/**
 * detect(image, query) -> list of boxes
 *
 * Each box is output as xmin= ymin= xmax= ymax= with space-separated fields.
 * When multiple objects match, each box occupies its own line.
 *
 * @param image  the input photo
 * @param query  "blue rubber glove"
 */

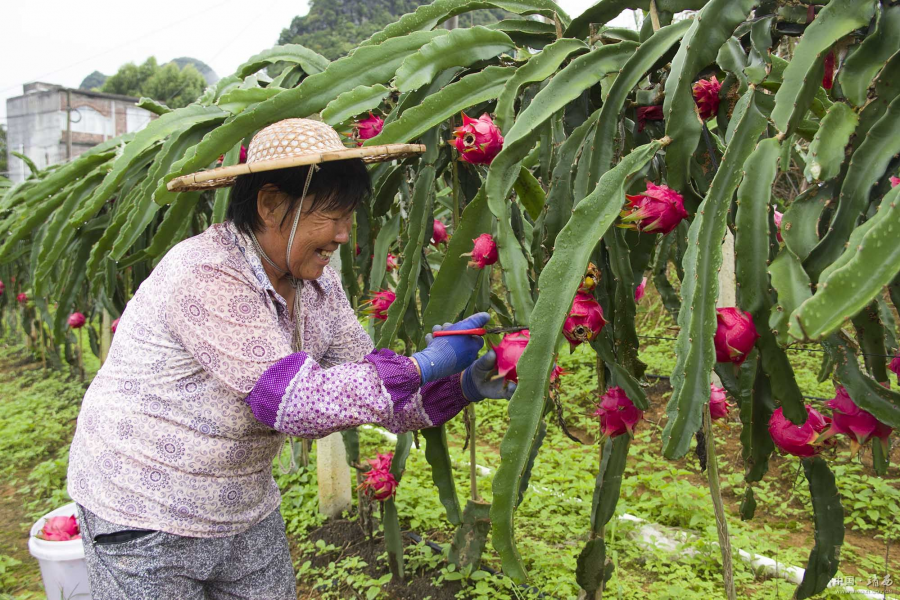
xmin=461 ymin=349 xmax=517 ymax=402
xmin=412 ymin=312 xmax=490 ymax=384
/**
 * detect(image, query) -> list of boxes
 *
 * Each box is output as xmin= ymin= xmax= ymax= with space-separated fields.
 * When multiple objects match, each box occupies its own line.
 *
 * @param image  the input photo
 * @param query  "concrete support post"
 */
xmin=100 ymin=310 xmax=112 ymax=364
xmin=316 ymin=249 xmax=353 ymax=518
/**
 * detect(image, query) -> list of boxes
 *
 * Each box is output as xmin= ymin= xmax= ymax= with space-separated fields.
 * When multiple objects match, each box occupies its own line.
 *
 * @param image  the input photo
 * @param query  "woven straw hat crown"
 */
xmin=166 ymin=117 xmax=424 ymax=192
xmin=246 ymin=119 xmax=346 ymax=164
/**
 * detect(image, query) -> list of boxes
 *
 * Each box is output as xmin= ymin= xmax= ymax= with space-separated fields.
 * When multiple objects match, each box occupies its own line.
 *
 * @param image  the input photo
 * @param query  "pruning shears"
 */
xmin=432 ymin=326 xmax=527 ymax=338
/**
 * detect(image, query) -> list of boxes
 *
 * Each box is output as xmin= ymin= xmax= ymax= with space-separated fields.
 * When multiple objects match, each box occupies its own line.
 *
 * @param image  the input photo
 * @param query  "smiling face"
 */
xmin=255 ymin=186 xmax=352 ymax=282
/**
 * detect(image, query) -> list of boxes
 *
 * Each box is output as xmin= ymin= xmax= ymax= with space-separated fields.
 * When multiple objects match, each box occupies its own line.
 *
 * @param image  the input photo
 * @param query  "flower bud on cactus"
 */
xmin=825 ymin=386 xmax=892 ymax=454
xmin=431 ymin=220 xmax=449 ymax=246
xmin=451 ymin=113 xmax=504 ymax=165
xmin=39 ymin=515 xmax=80 ymax=541
xmin=363 ymin=290 xmax=395 ymax=321
xmin=773 ymin=209 xmax=784 ymax=243
xmin=594 ymin=386 xmax=643 ymax=438
xmin=620 ymin=182 xmax=688 ymax=235
xmin=891 ymin=176 xmax=900 ymax=188
xmin=16 ymin=293 xmax=27 ymax=304
xmin=634 ymin=277 xmax=647 ymax=303
xmin=385 ymin=253 xmax=398 ymax=272
xmin=768 ymin=405 xmax=833 ymax=457
xmin=636 ymin=105 xmax=664 ymax=132
xmin=714 ymin=307 xmax=759 ymax=365
xmin=462 ymin=233 xmax=498 ymax=269
xmin=563 ymin=292 xmax=607 ymax=350
xmin=360 ymin=467 xmax=398 ymax=501
xmin=579 ymin=263 xmax=600 ymax=293
xmin=493 ymin=329 xmax=530 ymax=383
xmin=0 ymin=280 xmax=4 ymax=295
xmin=354 ymin=113 xmax=384 ymax=144
xmin=67 ymin=312 xmax=86 ymax=329
xmin=692 ymin=76 xmax=721 ymax=120
xmin=111 ymin=318 xmax=120 ymax=333
xmin=709 ymin=384 xmax=732 ymax=420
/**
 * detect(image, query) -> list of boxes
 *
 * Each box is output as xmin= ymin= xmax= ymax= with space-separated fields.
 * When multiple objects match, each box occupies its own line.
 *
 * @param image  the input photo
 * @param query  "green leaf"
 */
xmin=216 ymin=87 xmax=284 ymax=116
xmin=491 ymin=140 xmax=662 ymax=582
xmin=662 ymin=89 xmax=767 ymax=459
xmin=494 ymin=38 xmax=587 ymax=133
xmin=795 ymin=457 xmax=844 ymax=600
xmin=576 ymin=538 xmax=606 ymax=594
xmin=769 ymin=250 xmax=813 ymax=345
xmin=233 ymin=44 xmax=330 ymax=79
xmin=136 ymin=97 xmax=171 ymax=116
xmin=421 ymin=426 xmax=462 ymax=525
xmin=781 ymin=183 xmax=833 ymax=261
xmin=10 ymin=152 xmax=38 ymax=176
xmin=513 ymin=167 xmax=545 ymax=221
xmin=321 ymin=84 xmax=391 ymax=126
xmin=369 ymin=213 xmax=401 ymax=294
xmin=838 ymin=4 xmax=900 ymax=107
xmin=394 ymin=27 xmax=514 ymax=93
xmin=772 ymin=0 xmax=876 ymax=135
xmin=804 ymin=102 xmax=858 ymax=183
xmin=564 ymin=0 xmax=707 ymax=39
xmin=791 ymin=185 xmax=900 ymax=341
xmin=590 ymin=435 xmax=630 ymax=533
xmin=449 ymin=500 xmax=491 ymax=570
xmin=805 ymin=92 xmax=900 ymax=281
xmin=362 ymin=0 xmax=570 ymax=47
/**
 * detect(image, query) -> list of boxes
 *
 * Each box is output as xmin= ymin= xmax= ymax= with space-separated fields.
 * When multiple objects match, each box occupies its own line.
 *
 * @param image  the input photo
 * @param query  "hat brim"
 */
xmin=166 ymin=143 xmax=426 ymax=192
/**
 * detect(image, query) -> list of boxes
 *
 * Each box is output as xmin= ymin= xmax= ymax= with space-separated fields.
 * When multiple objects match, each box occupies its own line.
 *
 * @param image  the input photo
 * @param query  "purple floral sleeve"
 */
xmin=246 ymin=349 xmax=470 ymax=437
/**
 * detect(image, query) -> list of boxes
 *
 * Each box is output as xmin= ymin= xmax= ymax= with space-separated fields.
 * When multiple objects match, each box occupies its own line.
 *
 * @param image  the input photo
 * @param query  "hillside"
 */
xmin=278 ymin=0 xmax=511 ymax=60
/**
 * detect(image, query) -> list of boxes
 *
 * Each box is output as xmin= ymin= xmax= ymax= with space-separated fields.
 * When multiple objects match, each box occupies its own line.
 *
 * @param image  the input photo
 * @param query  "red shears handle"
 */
xmin=432 ymin=328 xmax=487 ymax=337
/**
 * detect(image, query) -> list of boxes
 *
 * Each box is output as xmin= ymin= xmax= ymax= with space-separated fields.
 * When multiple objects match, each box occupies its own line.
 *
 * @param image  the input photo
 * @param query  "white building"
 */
xmin=5 ymin=82 xmax=155 ymax=182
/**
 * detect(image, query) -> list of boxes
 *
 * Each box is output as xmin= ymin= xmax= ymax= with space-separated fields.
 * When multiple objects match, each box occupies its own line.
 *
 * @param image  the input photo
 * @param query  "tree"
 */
xmin=100 ymin=57 xmax=206 ymax=108
xmin=79 ymin=70 xmax=107 ymax=91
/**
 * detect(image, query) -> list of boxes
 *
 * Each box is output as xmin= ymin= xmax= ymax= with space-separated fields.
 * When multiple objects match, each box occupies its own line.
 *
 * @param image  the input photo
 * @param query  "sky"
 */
xmin=1 ymin=0 xmax=638 ymax=124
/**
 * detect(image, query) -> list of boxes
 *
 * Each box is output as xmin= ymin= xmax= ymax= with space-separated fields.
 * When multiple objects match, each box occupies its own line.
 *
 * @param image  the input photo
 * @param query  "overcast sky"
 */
xmin=1 ymin=1 xmax=637 ymax=124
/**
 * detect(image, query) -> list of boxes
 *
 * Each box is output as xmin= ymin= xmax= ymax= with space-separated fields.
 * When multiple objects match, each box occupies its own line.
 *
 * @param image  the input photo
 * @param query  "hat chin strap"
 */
xmin=248 ymin=165 xmax=316 ymax=353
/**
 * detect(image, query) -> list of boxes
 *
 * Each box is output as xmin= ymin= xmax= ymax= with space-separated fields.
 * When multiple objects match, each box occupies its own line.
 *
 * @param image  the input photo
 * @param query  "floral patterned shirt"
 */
xmin=67 ymin=222 xmax=468 ymax=537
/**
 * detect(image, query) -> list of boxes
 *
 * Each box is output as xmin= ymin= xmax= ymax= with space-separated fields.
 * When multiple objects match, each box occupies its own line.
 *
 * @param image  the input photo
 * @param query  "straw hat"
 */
xmin=166 ymin=118 xmax=424 ymax=192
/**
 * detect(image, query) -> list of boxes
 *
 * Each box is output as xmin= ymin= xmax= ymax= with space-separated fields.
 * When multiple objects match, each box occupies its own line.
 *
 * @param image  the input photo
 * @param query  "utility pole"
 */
xmin=446 ymin=15 xmax=458 ymax=29
xmin=66 ymin=89 xmax=72 ymax=161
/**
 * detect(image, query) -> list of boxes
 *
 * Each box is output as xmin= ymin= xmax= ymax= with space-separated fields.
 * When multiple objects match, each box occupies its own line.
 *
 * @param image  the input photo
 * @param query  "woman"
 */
xmin=67 ymin=119 xmax=513 ymax=598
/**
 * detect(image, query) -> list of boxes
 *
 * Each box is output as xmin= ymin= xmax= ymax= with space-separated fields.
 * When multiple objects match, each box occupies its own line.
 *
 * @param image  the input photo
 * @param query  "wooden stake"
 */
xmin=649 ymin=0 xmax=661 ymax=31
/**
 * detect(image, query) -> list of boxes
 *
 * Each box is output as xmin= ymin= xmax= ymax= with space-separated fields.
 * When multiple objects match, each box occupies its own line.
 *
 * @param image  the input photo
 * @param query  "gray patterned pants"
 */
xmin=77 ymin=505 xmax=296 ymax=599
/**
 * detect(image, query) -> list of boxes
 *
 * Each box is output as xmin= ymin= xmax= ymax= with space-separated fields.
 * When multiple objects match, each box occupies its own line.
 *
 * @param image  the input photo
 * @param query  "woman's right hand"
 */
xmin=411 ymin=312 xmax=490 ymax=384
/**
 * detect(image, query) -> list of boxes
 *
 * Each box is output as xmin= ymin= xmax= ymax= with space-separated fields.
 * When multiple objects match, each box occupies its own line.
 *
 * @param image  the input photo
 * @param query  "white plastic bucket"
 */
xmin=28 ymin=502 xmax=92 ymax=600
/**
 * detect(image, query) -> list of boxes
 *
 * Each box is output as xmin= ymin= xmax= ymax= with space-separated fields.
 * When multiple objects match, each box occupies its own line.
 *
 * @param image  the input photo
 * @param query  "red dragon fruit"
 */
xmin=431 ymin=220 xmax=449 ymax=246
xmin=363 ymin=290 xmax=396 ymax=321
xmin=354 ymin=113 xmax=384 ymax=144
xmin=709 ymin=384 xmax=732 ymax=420
xmin=39 ymin=515 xmax=80 ymax=541
xmin=360 ymin=467 xmax=398 ymax=501
xmin=692 ymin=76 xmax=722 ymax=120
xmin=16 ymin=293 xmax=27 ymax=304
xmin=636 ymin=105 xmax=664 ymax=132
xmin=451 ymin=113 xmax=504 ymax=165
xmin=367 ymin=452 xmax=394 ymax=472
xmin=563 ymin=292 xmax=607 ymax=350
xmin=594 ymin=386 xmax=643 ymax=438
xmin=463 ymin=233 xmax=498 ymax=269
xmin=621 ymin=182 xmax=688 ymax=235
xmin=493 ymin=330 xmax=530 ymax=384
xmin=67 ymin=312 xmax=86 ymax=329
xmin=822 ymin=51 xmax=835 ymax=90
xmin=825 ymin=386 xmax=892 ymax=454
xmin=891 ymin=176 xmax=900 ymax=188
xmin=111 ymin=318 xmax=120 ymax=333
xmin=769 ymin=405 xmax=833 ymax=457
xmin=714 ymin=307 xmax=759 ymax=365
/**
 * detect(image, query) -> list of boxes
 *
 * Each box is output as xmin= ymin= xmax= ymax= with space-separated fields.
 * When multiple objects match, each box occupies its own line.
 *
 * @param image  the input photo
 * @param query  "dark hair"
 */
xmin=227 ymin=158 xmax=372 ymax=235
